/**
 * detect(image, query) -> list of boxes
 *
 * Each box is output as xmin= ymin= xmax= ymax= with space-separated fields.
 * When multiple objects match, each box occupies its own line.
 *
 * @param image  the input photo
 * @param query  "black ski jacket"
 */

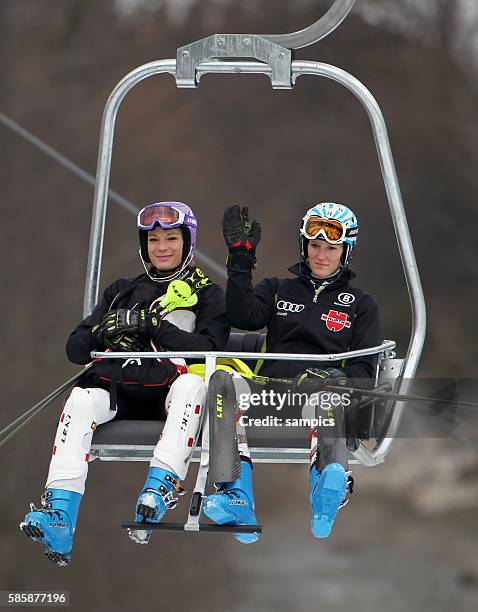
xmin=226 ymin=263 xmax=383 ymax=380
xmin=67 ymin=268 xmax=230 ymax=371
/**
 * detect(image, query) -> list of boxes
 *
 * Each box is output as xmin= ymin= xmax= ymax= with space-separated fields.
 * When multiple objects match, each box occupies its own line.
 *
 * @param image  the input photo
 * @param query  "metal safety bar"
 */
xmin=91 ymin=341 xmax=397 ymax=468
xmin=90 ymin=342 xmax=395 ymax=364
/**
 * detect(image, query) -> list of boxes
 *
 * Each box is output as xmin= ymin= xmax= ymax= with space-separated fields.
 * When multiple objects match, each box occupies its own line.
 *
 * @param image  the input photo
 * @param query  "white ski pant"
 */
xmin=46 ymin=373 xmax=206 ymax=495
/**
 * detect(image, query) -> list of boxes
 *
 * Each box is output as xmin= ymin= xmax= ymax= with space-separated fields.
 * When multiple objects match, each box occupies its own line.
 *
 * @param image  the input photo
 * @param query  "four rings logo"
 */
xmin=277 ymin=300 xmax=305 ymax=313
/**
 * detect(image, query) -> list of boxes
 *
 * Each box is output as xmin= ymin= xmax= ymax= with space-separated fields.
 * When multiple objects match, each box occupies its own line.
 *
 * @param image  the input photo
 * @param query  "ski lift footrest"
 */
xmin=122 ymin=521 xmax=263 ymax=533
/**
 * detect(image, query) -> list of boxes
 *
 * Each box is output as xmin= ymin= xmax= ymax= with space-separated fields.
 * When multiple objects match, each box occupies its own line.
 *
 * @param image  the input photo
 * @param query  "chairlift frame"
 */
xmin=84 ymin=0 xmax=426 ymax=530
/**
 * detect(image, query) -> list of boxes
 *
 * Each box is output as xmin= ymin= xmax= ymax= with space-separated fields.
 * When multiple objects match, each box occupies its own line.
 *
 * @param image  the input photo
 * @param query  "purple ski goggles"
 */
xmin=137 ymin=204 xmax=197 ymax=231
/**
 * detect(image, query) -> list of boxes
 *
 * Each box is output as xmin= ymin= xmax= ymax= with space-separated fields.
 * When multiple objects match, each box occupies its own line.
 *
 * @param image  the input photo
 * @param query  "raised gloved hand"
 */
xmin=296 ymin=367 xmax=348 ymax=390
xmin=222 ymin=205 xmax=261 ymax=269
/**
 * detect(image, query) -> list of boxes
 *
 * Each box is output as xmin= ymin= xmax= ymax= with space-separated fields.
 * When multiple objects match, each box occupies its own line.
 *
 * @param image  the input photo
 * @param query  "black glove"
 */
xmin=182 ymin=267 xmax=212 ymax=294
xmin=102 ymin=309 xmax=149 ymax=341
xmin=104 ymin=333 xmax=147 ymax=352
xmin=91 ymin=323 xmax=106 ymax=349
xmin=296 ymin=367 xmax=348 ymax=390
xmin=222 ymin=205 xmax=261 ymax=269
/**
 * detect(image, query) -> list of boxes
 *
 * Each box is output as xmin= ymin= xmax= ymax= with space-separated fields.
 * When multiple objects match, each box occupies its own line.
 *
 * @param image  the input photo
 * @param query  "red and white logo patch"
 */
xmin=321 ymin=310 xmax=351 ymax=332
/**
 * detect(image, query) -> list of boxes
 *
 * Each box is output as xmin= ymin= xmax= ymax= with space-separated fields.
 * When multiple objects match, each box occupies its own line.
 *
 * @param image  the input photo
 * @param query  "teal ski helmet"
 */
xmin=300 ymin=202 xmax=358 ymax=268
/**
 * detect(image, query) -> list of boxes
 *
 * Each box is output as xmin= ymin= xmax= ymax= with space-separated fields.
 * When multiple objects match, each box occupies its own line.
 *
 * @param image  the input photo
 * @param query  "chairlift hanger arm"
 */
xmin=262 ymin=0 xmax=356 ymax=49
xmin=176 ymin=0 xmax=356 ymax=88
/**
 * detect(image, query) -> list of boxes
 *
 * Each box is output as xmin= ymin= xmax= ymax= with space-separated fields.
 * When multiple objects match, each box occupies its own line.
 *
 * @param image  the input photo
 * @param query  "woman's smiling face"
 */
xmin=147 ymin=227 xmax=184 ymax=272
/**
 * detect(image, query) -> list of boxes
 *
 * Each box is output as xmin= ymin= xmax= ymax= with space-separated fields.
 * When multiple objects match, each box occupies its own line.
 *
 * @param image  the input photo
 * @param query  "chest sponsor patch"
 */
xmin=276 ymin=300 xmax=305 ymax=313
xmin=321 ymin=309 xmax=351 ymax=332
xmin=335 ymin=292 xmax=356 ymax=307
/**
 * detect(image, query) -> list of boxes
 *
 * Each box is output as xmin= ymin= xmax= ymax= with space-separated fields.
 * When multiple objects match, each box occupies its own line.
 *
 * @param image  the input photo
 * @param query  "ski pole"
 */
xmin=0 ymin=365 xmax=92 ymax=449
xmin=324 ymin=384 xmax=478 ymax=411
xmin=245 ymin=373 xmax=478 ymax=412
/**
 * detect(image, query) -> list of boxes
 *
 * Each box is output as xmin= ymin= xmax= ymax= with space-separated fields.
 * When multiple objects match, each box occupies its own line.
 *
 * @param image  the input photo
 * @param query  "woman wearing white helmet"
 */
xmin=20 ymin=202 xmax=230 ymax=565
xmin=204 ymin=202 xmax=382 ymax=542
xmin=299 ymin=202 xmax=358 ymax=273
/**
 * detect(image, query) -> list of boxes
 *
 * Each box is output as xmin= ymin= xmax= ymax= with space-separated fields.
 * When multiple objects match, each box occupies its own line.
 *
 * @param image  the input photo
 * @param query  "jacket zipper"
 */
xmin=312 ymin=282 xmax=328 ymax=303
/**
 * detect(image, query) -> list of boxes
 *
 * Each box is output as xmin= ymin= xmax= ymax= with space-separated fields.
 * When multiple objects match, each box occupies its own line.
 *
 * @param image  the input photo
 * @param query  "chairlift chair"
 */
xmin=84 ymin=0 xmax=426 ymax=531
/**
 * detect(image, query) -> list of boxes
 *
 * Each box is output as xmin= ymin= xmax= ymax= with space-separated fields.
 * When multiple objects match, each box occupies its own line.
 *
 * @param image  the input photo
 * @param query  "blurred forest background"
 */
xmin=1 ymin=1 xmax=478 ymax=611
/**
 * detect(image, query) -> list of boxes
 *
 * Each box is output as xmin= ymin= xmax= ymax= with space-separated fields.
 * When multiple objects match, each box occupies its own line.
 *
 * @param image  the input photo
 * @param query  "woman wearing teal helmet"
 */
xmin=204 ymin=202 xmax=382 ymax=542
xmin=299 ymin=202 xmax=359 ymax=273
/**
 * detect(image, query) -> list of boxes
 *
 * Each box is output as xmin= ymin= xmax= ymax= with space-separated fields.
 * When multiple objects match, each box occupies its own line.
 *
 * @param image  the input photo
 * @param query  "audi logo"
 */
xmin=277 ymin=300 xmax=305 ymax=312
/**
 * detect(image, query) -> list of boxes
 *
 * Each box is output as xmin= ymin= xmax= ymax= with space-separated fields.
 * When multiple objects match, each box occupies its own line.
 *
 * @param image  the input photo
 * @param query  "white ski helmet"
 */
xmin=300 ymin=202 xmax=358 ymax=268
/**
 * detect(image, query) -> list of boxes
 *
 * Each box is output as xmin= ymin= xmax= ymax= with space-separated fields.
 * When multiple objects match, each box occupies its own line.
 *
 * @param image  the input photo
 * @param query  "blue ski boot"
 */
xmin=203 ymin=461 xmax=259 ymax=544
xmin=127 ymin=467 xmax=184 ymax=544
xmin=20 ymin=489 xmax=82 ymax=566
xmin=310 ymin=463 xmax=350 ymax=538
